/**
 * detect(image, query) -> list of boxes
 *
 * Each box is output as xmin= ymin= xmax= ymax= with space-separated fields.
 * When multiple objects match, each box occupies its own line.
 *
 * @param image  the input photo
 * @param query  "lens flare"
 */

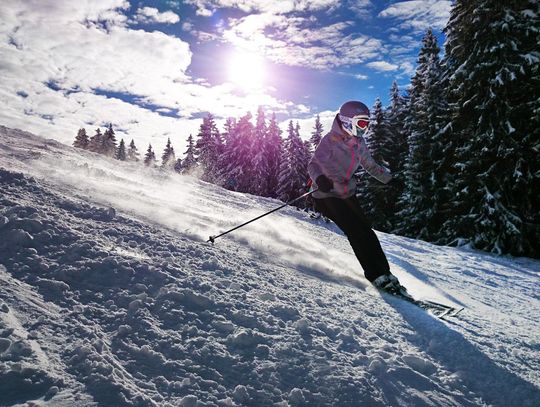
xmin=227 ymin=51 xmax=265 ymax=90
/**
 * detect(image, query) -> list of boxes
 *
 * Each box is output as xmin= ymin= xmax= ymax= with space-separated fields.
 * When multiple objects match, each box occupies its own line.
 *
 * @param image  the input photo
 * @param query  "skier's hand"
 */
xmin=316 ymin=174 xmax=333 ymax=193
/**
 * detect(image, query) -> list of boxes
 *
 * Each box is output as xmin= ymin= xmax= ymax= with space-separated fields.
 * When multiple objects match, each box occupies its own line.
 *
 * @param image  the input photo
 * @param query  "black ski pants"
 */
xmin=314 ymin=195 xmax=390 ymax=282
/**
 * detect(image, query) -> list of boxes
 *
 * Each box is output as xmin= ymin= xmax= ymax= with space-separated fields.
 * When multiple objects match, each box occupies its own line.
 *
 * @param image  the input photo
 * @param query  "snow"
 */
xmin=0 ymin=124 xmax=539 ymax=406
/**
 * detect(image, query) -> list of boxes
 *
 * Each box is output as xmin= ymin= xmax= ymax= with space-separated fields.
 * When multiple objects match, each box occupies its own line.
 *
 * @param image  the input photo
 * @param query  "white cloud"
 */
xmin=184 ymin=0 xmax=340 ymax=16
xmin=223 ymin=13 xmax=384 ymax=69
xmin=355 ymin=74 xmax=369 ymax=80
xmin=0 ymin=0 xmax=291 ymax=151
xmin=280 ymin=109 xmax=336 ymax=141
xmin=365 ymin=61 xmax=399 ymax=71
xmin=379 ymin=0 xmax=451 ymax=31
xmin=133 ymin=7 xmax=180 ymax=24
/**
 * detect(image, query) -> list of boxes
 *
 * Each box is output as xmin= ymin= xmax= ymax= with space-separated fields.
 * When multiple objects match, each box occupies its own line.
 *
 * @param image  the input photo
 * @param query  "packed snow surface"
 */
xmin=0 ymin=125 xmax=539 ymax=406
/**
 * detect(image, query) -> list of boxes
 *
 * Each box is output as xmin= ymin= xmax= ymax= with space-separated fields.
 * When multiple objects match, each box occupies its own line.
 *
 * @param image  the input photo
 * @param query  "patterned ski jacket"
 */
xmin=308 ymin=114 xmax=392 ymax=199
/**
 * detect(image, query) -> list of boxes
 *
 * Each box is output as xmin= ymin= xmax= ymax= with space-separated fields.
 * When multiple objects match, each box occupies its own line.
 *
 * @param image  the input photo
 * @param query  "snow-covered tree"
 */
xmin=73 ymin=128 xmax=89 ymax=149
xmin=127 ymin=139 xmax=140 ymax=162
xmin=277 ymin=121 xmax=309 ymax=204
xmin=310 ymin=114 xmax=324 ymax=150
xmin=181 ymin=134 xmax=197 ymax=174
xmin=397 ymin=28 xmax=445 ymax=240
xmin=264 ymin=113 xmax=283 ymax=198
xmin=252 ymin=106 xmax=268 ymax=196
xmin=161 ymin=138 xmax=176 ymax=169
xmin=195 ymin=114 xmax=223 ymax=182
xmin=144 ymin=144 xmax=157 ymax=167
xmin=356 ymin=98 xmax=394 ymax=231
xmin=220 ymin=113 xmax=254 ymax=193
xmin=385 ymin=81 xmax=409 ymax=230
xmin=88 ymin=128 xmax=103 ymax=153
xmin=440 ymin=0 xmax=540 ymax=256
xmin=101 ymin=123 xmax=117 ymax=158
xmin=116 ymin=139 xmax=127 ymax=161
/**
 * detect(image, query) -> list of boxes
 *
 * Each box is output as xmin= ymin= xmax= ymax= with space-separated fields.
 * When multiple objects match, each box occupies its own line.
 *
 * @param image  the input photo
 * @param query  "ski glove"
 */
xmin=316 ymin=174 xmax=333 ymax=193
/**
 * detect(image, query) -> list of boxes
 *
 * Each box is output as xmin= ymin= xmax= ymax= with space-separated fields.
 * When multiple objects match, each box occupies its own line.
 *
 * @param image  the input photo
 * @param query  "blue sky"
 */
xmin=0 ymin=0 xmax=451 ymax=151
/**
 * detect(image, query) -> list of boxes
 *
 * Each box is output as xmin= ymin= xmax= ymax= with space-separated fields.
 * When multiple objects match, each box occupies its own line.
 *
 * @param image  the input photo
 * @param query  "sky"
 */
xmin=0 ymin=0 xmax=451 ymax=153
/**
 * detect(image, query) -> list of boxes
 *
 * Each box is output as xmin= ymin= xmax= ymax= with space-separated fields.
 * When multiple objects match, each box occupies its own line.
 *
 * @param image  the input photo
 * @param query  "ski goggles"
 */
xmin=339 ymin=114 xmax=371 ymax=136
xmin=353 ymin=116 xmax=370 ymax=130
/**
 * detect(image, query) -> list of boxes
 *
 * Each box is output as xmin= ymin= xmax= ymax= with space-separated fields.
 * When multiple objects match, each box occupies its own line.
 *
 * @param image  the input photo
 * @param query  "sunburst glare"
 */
xmin=227 ymin=51 xmax=266 ymax=91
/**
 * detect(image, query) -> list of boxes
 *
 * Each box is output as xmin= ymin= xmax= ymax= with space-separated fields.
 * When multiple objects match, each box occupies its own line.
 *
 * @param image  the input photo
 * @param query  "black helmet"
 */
xmin=338 ymin=100 xmax=370 ymax=137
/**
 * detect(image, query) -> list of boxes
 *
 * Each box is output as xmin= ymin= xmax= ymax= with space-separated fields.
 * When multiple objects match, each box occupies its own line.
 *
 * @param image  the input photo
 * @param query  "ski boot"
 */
xmin=372 ymin=274 xmax=409 ymax=297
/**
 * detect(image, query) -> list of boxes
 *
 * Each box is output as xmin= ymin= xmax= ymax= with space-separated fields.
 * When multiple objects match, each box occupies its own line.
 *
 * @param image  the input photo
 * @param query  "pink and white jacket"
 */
xmin=308 ymin=114 xmax=392 ymax=199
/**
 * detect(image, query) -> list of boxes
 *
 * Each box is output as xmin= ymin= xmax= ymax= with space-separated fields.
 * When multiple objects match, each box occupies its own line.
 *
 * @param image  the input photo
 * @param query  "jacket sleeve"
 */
xmin=308 ymin=136 xmax=332 ymax=183
xmin=358 ymin=136 xmax=392 ymax=184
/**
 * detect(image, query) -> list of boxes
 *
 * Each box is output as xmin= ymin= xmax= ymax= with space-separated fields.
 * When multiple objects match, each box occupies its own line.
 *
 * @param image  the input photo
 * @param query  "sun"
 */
xmin=227 ymin=51 xmax=266 ymax=91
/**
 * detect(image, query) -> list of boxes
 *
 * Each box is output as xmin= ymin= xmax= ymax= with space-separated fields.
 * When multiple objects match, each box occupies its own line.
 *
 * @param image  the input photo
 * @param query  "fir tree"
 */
xmin=101 ymin=123 xmax=117 ymax=157
xmin=88 ymin=128 xmax=103 ymax=153
xmin=116 ymin=138 xmax=127 ymax=161
xmin=277 ymin=121 xmax=309 ymax=205
xmin=161 ymin=138 xmax=176 ymax=169
xmin=386 ymin=81 xmax=409 ymax=230
xmin=264 ymin=113 xmax=283 ymax=198
xmin=73 ymin=128 xmax=89 ymax=149
xmin=440 ymin=0 xmax=540 ymax=256
xmin=144 ymin=144 xmax=157 ymax=167
xmin=127 ymin=139 xmax=140 ymax=162
xmin=310 ymin=114 xmax=324 ymax=150
xmin=397 ymin=28 xmax=444 ymax=240
xmin=182 ymin=134 xmax=197 ymax=174
xmin=252 ymin=106 xmax=269 ymax=196
xmin=220 ymin=113 xmax=254 ymax=193
xmin=195 ymin=114 xmax=223 ymax=183
xmin=356 ymin=98 xmax=394 ymax=231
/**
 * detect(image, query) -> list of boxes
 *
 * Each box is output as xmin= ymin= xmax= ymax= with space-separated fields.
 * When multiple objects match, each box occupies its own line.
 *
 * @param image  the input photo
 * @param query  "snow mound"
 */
xmin=0 ymin=126 xmax=539 ymax=406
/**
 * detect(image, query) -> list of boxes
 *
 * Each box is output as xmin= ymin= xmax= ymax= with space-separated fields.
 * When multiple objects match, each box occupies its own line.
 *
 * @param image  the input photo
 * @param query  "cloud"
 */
xmin=365 ymin=61 xmax=399 ymax=71
xmin=379 ymin=0 xmax=451 ymax=31
xmin=132 ymin=7 xmax=180 ymax=24
xmin=0 ymin=0 xmax=291 ymax=150
xmin=184 ymin=0 xmax=340 ymax=16
xmin=223 ymin=13 xmax=384 ymax=70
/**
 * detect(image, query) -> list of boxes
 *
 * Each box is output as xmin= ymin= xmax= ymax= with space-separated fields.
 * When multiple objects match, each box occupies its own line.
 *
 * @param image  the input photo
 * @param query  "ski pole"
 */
xmin=208 ymin=188 xmax=317 ymax=244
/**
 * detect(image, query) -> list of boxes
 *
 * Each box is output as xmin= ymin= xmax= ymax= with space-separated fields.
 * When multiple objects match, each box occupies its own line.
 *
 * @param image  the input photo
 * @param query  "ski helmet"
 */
xmin=338 ymin=100 xmax=370 ymax=137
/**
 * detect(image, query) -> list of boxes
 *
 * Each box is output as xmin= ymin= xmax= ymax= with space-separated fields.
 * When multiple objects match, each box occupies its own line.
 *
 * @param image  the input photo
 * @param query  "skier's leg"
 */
xmin=314 ymin=196 xmax=390 ymax=282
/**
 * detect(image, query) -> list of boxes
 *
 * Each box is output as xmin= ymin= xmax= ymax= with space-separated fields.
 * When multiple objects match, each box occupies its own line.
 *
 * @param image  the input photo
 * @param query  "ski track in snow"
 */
xmin=0 ymin=125 xmax=539 ymax=406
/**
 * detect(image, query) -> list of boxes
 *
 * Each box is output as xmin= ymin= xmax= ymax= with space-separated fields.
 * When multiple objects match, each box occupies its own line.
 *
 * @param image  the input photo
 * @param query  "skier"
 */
xmin=308 ymin=100 xmax=405 ymax=294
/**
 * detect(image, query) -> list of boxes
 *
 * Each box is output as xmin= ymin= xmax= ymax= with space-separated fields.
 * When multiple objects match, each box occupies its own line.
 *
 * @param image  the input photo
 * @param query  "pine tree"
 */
xmin=127 ymin=139 xmax=140 ymax=162
xmin=220 ymin=113 xmax=254 ymax=193
xmin=101 ymin=123 xmax=117 ymax=157
xmin=88 ymin=128 xmax=103 ymax=153
xmin=252 ymin=106 xmax=270 ymax=196
xmin=161 ymin=138 xmax=176 ymax=169
xmin=277 ymin=121 xmax=309 ymax=205
xmin=182 ymin=134 xmax=197 ymax=174
xmin=144 ymin=144 xmax=156 ymax=167
xmin=116 ymin=138 xmax=127 ymax=161
xmin=73 ymin=128 xmax=89 ymax=149
xmin=195 ymin=114 xmax=223 ymax=183
xmin=440 ymin=0 xmax=540 ymax=256
xmin=397 ymin=28 xmax=444 ymax=240
xmin=310 ymin=114 xmax=324 ymax=150
xmin=264 ymin=113 xmax=283 ymax=198
xmin=356 ymin=98 xmax=394 ymax=231
xmin=386 ymin=82 xmax=409 ymax=230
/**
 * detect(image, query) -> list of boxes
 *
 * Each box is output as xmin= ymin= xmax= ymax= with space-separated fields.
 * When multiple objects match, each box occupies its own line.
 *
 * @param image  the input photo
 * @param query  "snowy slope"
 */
xmin=0 ymin=125 xmax=539 ymax=407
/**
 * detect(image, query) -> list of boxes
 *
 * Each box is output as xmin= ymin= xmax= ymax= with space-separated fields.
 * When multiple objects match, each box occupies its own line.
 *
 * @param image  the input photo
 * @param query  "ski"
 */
xmin=384 ymin=290 xmax=464 ymax=319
